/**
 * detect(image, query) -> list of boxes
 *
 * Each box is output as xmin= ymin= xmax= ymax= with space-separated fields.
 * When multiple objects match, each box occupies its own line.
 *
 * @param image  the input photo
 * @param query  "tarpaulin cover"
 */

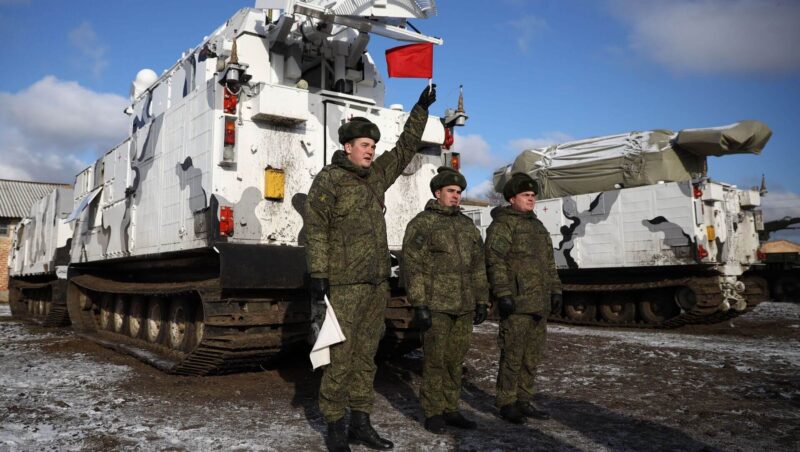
xmin=676 ymin=120 xmax=772 ymax=157
xmin=493 ymin=121 xmax=771 ymax=200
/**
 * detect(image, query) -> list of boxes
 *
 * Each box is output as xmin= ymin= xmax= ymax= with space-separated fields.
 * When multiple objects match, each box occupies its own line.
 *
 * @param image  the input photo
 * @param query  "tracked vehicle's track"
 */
xmin=380 ymin=296 xmax=422 ymax=358
xmin=8 ymin=279 xmax=70 ymax=327
xmin=549 ymin=275 xmax=768 ymax=329
xmin=67 ymin=275 xmax=310 ymax=375
xmin=66 ymin=274 xmax=423 ymax=373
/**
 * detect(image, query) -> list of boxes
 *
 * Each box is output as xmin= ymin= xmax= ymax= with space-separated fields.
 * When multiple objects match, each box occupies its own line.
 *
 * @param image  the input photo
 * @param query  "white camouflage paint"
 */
xmin=67 ymin=3 xmax=452 ymax=264
xmin=9 ymin=188 xmax=74 ymax=278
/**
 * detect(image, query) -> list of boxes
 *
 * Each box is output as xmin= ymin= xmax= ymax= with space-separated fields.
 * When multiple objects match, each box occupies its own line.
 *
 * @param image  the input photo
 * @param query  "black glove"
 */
xmin=497 ymin=296 xmax=515 ymax=320
xmin=309 ymin=298 xmax=326 ymax=344
xmin=417 ymin=84 xmax=437 ymax=109
xmin=550 ymin=293 xmax=563 ymax=314
xmin=413 ymin=306 xmax=432 ymax=332
xmin=307 ymin=278 xmax=329 ymax=344
xmin=473 ymin=304 xmax=488 ymax=325
xmin=309 ymin=277 xmax=329 ymax=301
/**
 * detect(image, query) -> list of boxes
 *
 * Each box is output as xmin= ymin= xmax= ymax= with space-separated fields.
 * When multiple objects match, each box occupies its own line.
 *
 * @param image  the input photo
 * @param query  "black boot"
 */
xmin=516 ymin=401 xmax=551 ymax=420
xmin=349 ymin=411 xmax=394 ymax=450
xmin=443 ymin=411 xmax=477 ymax=429
xmin=499 ymin=404 xmax=526 ymax=424
xmin=424 ymin=414 xmax=447 ymax=434
xmin=327 ymin=418 xmax=351 ymax=452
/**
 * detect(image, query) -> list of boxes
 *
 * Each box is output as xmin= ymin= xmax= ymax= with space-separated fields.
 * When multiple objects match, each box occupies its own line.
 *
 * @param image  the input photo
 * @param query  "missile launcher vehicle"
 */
xmin=468 ymin=121 xmax=772 ymax=327
xmin=51 ymin=0 xmax=465 ymax=374
xmin=8 ymin=187 xmax=74 ymax=326
xmin=751 ymin=216 xmax=800 ymax=303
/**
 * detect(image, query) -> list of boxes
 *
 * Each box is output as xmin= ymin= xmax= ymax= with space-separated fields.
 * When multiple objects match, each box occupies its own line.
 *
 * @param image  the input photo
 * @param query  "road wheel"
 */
xmin=127 ymin=296 xmax=145 ymax=339
xmin=599 ymin=293 xmax=636 ymax=323
xmin=564 ymin=293 xmax=597 ymax=322
xmin=112 ymin=295 xmax=127 ymax=333
xmin=742 ymin=275 xmax=769 ymax=306
xmin=98 ymin=294 xmax=114 ymax=330
xmin=167 ymin=297 xmax=193 ymax=351
xmin=675 ymin=286 xmax=697 ymax=311
xmin=145 ymin=297 xmax=165 ymax=344
xmin=639 ymin=290 xmax=679 ymax=324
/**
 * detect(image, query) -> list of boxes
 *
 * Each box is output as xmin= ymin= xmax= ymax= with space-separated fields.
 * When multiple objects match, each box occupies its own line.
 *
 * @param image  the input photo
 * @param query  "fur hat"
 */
xmin=430 ymin=166 xmax=467 ymax=194
xmin=503 ymin=172 xmax=539 ymax=201
xmin=338 ymin=117 xmax=380 ymax=144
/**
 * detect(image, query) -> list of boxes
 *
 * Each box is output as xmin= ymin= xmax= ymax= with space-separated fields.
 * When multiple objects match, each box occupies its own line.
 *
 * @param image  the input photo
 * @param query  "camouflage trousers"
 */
xmin=496 ymin=313 xmax=547 ymax=407
xmin=319 ymin=282 xmax=388 ymax=423
xmin=420 ymin=312 xmax=472 ymax=417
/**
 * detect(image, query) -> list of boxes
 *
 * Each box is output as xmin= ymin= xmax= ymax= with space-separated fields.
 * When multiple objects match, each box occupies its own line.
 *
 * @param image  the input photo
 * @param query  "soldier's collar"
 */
xmin=425 ymin=199 xmax=461 ymax=215
xmin=502 ymin=205 xmax=535 ymax=218
xmin=331 ymin=150 xmax=371 ymax=177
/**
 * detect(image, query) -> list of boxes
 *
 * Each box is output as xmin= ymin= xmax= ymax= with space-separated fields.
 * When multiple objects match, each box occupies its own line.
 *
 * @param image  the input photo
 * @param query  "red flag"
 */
xmin=385 ymin=43 xmax=433 ymax=78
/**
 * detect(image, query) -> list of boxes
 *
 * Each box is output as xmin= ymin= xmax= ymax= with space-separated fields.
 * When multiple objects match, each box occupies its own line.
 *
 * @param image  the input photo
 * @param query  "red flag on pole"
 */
xmin=385 ymin=43 xmax=433 ymax=78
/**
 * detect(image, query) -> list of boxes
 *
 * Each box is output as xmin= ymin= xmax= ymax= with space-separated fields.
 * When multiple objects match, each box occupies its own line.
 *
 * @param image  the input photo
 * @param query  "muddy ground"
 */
xmin=1 ymin=302 xmax=799 ymax=451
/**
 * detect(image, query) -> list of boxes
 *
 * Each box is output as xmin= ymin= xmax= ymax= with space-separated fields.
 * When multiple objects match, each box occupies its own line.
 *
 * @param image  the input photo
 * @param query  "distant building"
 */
xmin=461 ymin=198 xmax=493 ymax=241
xmin=0 ymin=179 xmax=72 ymax=301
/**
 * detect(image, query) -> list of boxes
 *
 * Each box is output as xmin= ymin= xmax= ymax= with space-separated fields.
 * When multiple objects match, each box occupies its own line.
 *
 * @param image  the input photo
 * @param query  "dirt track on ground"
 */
xmin=1 ymin=302 xmax=799 ymax=451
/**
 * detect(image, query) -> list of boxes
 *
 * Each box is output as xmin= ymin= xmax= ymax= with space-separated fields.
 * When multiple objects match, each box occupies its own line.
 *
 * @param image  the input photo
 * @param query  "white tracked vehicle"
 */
xmin=468 ymin=121 xmax=771 ymax=327
xmin=61 ymin=0 xmax=467 ymax=374
xmin=8 ymin=188 xmax=74 ymax=326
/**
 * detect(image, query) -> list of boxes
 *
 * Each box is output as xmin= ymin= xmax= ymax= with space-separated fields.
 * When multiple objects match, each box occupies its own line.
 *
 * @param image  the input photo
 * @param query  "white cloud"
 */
xmin=611 ymin=0 xmax=800 ymax=74
xmin=68 ymin=22 xmax=108 ymax=78
xmin=507 ymin=15 xmax=548 ymax=54
xmin=452 ymin=133 xmax=500 ymax=170
xmin=0 ymin=76 xmax=128 ymax=183
xmin=464 ymin=179 xmax=495 ymax=200
xmin=508 ymin=131 xmax=573 ymax=153
xmin=0 ymin=161 xmax=31 ymax=180
xmin=761 ymin=190 xmax=800 ymax=222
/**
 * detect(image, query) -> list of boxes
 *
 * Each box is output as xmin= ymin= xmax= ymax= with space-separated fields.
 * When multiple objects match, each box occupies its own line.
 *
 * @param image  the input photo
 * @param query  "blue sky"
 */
xmin=0 ymin=0 xmax=798 ymax=238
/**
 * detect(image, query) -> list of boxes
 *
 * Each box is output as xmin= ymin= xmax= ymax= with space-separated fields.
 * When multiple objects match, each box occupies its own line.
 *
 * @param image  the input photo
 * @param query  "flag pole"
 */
xmin=428 ymin=78 xmax=432 ymax=94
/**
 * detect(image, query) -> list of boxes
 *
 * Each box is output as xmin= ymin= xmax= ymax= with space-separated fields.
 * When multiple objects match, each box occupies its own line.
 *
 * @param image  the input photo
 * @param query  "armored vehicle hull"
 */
xmin=8 ymin=188 xmax=73 ymax=327
xmin=65 ymin=246 xmax=309 ymax=375
xmin=64 ymin=245 xmax=419 ymax=375
xmin=472 ymin=126 xmax=772 ymax=327
xmin=539 ymin=179 xmax=768 ymax=327
xmin=13 ymin=1 xmax=456 ymax=374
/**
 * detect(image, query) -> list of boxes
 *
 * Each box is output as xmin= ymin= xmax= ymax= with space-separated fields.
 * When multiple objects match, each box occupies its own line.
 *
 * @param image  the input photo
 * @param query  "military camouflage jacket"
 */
xmin=304 ymin=104 xmax=428 ymax=285
xmin=485 ymin=206 xmax=562 ymax=314
xmin=402 ymin=200 xmax=489 ymax=315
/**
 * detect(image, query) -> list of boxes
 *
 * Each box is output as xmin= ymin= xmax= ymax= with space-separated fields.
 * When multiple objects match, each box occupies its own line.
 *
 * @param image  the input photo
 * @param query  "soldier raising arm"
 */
xmin=304 ymin=85 xmax=436 ymax=452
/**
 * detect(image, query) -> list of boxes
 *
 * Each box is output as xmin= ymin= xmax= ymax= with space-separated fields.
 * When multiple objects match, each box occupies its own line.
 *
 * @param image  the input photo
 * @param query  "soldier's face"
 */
xmin=510 ymin=191 xmax=536 ymax=212
xmin=435 ymin=185 xmax=462 ymax=207
xmin=344 ymin=138 xmax=377 ymax=168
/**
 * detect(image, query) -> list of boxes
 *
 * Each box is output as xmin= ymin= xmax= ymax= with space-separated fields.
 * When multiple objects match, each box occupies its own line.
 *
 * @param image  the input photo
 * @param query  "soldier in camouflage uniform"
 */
xmin=485 ymin=172 xmax=563 ymax=424
xmin=402 ymin=167 xmax=490 ymax=434
xmin=304 ymin=85 xmax=436 ymax=452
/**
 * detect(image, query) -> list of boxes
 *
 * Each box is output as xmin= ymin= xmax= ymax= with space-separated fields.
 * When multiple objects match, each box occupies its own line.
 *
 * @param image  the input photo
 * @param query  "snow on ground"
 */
xmin=551 ymin=302 xmax=800 ymax=368
xmin=0 ymin=304 xmax=323 ymax=451
xmin=0 ymin=312 xmax=129 ymax=450
xmin=1 ymin=302 xmax=799 ymax=451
